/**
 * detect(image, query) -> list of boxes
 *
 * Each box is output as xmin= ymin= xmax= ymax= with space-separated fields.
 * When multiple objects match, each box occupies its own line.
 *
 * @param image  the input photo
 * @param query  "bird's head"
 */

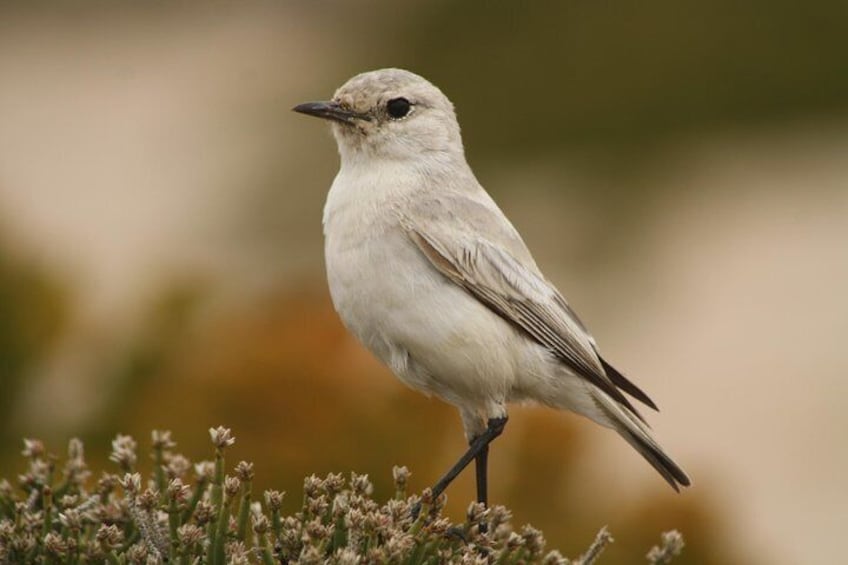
xmin=293 ymin=68 xmax=464 ymax=165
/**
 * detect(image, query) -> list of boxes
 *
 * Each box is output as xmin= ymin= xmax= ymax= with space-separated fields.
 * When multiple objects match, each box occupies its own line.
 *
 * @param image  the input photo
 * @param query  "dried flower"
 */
xmin=67 ymin=437 xmax=84 ymax=461
xmin=303 ymin=474 xmax=322 ymax=500
xmin=63 ymin=438 xmax=91 ymax=485
xmin=119 ymin=473 xmax=142 ymax=496
xmin=224 ymin=476 xmax=241 ymax=499
xmin=209 ymin=426 xmax=235 ymax=449
xmin=97 ymin=472 xmax=119 ymax=496
xmin=419 ymin=487 xmax=434 ymax=506
xmin=384 ymin=532 xmax=414 ymax=559
xmin=193 ymin=501 xmax=215 ymax=525
xmin=20 ymin=459 xmax=51 ymax=486
xmin=264 ymin=489 xmax=284 ymax=511
xmin=109 ymin=435 xmax=138 ymax=471
xmin=392 ymin=466 xmax=410 ymax=489
xmin=165 ymin=453 xmax=191 ymax=479
xmin=350 ymin=473 xmax=373 ymax=496
xmin=43 ymin=532 xmax=67 ymax=556
xmin=252 ymin=513 xmax=269 ymax=534
xmin=302 ymin=495 xmax=327 ymax=521
xmin=466 ymin=501 xmax=488 ymax=525
xmin=226 ymin=540 xmax=250 ymax=564
xmin=137 ymin=488 xmax=159 ymax=512
xmin=167 ymin=478 xmax=190 ymax=504
xmin=332 ymin=492 xmax=350 ymax=517
xmin=304 ymin=517 xmax=331 ymax=542
xmin=21 ymin=439 xmax=45 ymax=459
xmin=151 ymin=430 xmax=176 ymax=450
xmin=647 ymin=530 xmax=685 ymax=564
xmin=96 ymin=524 xmax=124 ymax=548
xmin=125 ymin=542 xmax=149 ymax=562
xmin=522 ymin=524 xmax=546 ymax=558
xmin=542 ymin=550 xmax=569 ymax=565
xmin=177 ymin=523 xmax=204 ymax=546
xmin=300 ymin=545 xmax=323 ymax=565
xmin=234 ymin=461 xmax=254 ymax=482
xmin=11 ymin=533 xmax=36 ymax=554
xmin=323 ymin=472 xmax=345 ymax=496
xmin=336 ymin=547 xmax=362 ymax=565
xmin=194 ymin=460 xmax=215 ymax=481
xmin=575 ymin=525 xmax=613 ymax=565
xmin=58 ymin=508 xmax=84 ymax=531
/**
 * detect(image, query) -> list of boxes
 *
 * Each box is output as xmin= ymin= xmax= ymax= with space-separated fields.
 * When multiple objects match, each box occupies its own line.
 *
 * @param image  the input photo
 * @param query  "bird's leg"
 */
xmin=430 ymin=416 xmax=508 ymax=502
xmin=473 ymin=441 xmax=492 ymax=535
xmin=475 ymin=442 xmax=490 ymax=506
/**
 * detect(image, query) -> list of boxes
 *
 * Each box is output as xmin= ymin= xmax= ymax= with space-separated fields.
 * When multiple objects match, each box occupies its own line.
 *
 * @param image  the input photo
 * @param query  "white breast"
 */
xmin=322 ymin=162 xmax=526 ymax=408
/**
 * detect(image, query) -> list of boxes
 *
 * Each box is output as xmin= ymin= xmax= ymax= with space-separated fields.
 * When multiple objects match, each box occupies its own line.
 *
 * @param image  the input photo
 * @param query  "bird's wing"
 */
xmin=402 ymin=193 xmax=655 ymax=419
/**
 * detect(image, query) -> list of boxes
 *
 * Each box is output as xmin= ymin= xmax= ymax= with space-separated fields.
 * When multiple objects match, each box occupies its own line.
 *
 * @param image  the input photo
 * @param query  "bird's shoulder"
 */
xmin=400 ymin=188 xmax=538 ymax=269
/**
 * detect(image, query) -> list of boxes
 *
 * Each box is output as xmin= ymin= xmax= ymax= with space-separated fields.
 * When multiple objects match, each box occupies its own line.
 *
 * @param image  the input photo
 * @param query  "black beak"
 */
xmin=292 ymin=101 xmax=369 ymax=125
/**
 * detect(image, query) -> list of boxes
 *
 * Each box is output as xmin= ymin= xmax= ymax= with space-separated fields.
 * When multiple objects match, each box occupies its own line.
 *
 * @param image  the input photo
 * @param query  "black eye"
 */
xmin=386 ymin=97 xmax=411 ymax=119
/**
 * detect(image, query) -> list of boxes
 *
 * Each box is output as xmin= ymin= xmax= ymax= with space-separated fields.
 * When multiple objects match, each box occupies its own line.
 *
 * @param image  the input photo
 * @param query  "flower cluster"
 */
xmin=0 ymin=428 xmax=683 ymax=564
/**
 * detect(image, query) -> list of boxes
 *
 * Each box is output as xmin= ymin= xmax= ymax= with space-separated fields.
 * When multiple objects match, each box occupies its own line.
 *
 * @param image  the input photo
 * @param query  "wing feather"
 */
xmin=408 ymin=225 xmax=651 ymax=422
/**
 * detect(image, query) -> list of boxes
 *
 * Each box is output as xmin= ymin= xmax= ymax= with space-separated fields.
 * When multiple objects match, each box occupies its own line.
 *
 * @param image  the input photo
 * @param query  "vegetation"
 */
xmin=0 ymin=428 xmax=684 ymax=564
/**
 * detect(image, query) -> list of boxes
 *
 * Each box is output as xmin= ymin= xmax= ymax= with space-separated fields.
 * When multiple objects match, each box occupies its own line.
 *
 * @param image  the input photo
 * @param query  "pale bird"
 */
xmin=293 ymin=68 xmax=690 ymax=505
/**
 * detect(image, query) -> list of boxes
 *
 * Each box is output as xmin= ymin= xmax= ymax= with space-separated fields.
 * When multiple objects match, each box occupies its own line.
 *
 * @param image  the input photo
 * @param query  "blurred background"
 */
xmin=1 ymin=1 xmax=846 ymax=563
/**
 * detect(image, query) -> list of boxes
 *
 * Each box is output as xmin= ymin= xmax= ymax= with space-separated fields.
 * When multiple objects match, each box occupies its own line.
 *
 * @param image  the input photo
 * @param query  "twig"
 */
xmin=574 ymin=526 xmax=613 ymax=565
xmin=646 ymin=530 xmax=685 ymax=564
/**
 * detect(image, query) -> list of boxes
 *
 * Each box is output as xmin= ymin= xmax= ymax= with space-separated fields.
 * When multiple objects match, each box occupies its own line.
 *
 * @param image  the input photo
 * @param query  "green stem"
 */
xmin=153 ymin=447 xmax=165 ymax=499
xmin=408 ymin=501 xmax=431 ymax=538
xmin=41 ymin=487 xmax=53 ymax=538
xmin=331 ymin=514 xmax=347 ymax=552
xmin=271 ymin=507 xmax=282 ymax=543
xmin=236 ymin=480 xmax=252 ymax=541
xmin=213 ymin=493 xmax=232 ymax=565
xmin=405 ymin=543 xmax=424 ymax=565
xmin=168 ymin=496 xmax=180 ymax=562
xmin=206 ymin=449 xmax=225 ymax=565
xmin=69 ymin=529 xmax=81 ymax=565
xmin=182 ymin=477 xmax=207 ymax=523
xmin=258 ymin=532 xmax=275 ymax=565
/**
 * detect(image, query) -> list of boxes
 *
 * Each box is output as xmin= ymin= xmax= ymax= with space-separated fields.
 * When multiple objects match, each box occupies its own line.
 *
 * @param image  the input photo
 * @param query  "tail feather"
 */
xmin=617 ymin=424 xmax=691 ymax=491
xmin=599 ymin=356 xmax=659 ymax=411
xmin=592 ymin=390 xmax=691 ymax=491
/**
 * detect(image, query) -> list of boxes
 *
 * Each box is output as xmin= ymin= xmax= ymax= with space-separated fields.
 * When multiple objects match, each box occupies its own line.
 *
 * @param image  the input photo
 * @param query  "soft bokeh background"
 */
xmin=1 ymin=2 xmax=846 ymax=563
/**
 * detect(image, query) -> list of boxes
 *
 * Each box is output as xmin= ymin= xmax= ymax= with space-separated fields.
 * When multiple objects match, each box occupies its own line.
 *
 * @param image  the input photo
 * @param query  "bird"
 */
xmin=293 ymin=68 xmax=690 ymax=506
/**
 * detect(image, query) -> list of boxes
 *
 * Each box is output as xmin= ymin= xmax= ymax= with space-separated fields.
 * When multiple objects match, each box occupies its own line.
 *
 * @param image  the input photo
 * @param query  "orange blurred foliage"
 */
xmin=116 ymin=286 xmax=739 ymax=564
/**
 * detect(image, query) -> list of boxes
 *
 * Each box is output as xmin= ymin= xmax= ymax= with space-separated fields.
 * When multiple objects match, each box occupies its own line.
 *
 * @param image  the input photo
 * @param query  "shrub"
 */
xmin=0 ymin=428 xmax=683 ymax=564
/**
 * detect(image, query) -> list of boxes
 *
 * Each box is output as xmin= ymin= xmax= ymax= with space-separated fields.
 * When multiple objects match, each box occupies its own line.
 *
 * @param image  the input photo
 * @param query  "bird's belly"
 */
xmin=325 ymin=230 xmax=521 ymax=406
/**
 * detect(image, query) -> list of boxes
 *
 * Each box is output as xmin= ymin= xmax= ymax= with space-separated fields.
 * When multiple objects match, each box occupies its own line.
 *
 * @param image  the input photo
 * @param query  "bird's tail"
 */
xmin=592 ymin=390 xmax=691 ymax=491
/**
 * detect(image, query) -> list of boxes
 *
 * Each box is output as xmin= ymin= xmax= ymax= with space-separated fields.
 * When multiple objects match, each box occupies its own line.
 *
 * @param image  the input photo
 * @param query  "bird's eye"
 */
xmin=386 ymin=97 xmax=412 ymax=119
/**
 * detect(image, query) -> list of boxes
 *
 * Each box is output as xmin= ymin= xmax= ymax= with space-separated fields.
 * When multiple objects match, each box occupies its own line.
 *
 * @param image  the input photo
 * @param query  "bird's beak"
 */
xmin=292 ymin=101 xmax=369 ymax=125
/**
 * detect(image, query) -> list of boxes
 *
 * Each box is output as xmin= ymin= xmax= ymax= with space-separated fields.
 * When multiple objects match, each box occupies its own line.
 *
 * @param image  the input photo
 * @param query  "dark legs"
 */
xmin=430 ymin=416 xmax=508 ymax=503
xmin=475 ymin=443 xmax=490 ymax=506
